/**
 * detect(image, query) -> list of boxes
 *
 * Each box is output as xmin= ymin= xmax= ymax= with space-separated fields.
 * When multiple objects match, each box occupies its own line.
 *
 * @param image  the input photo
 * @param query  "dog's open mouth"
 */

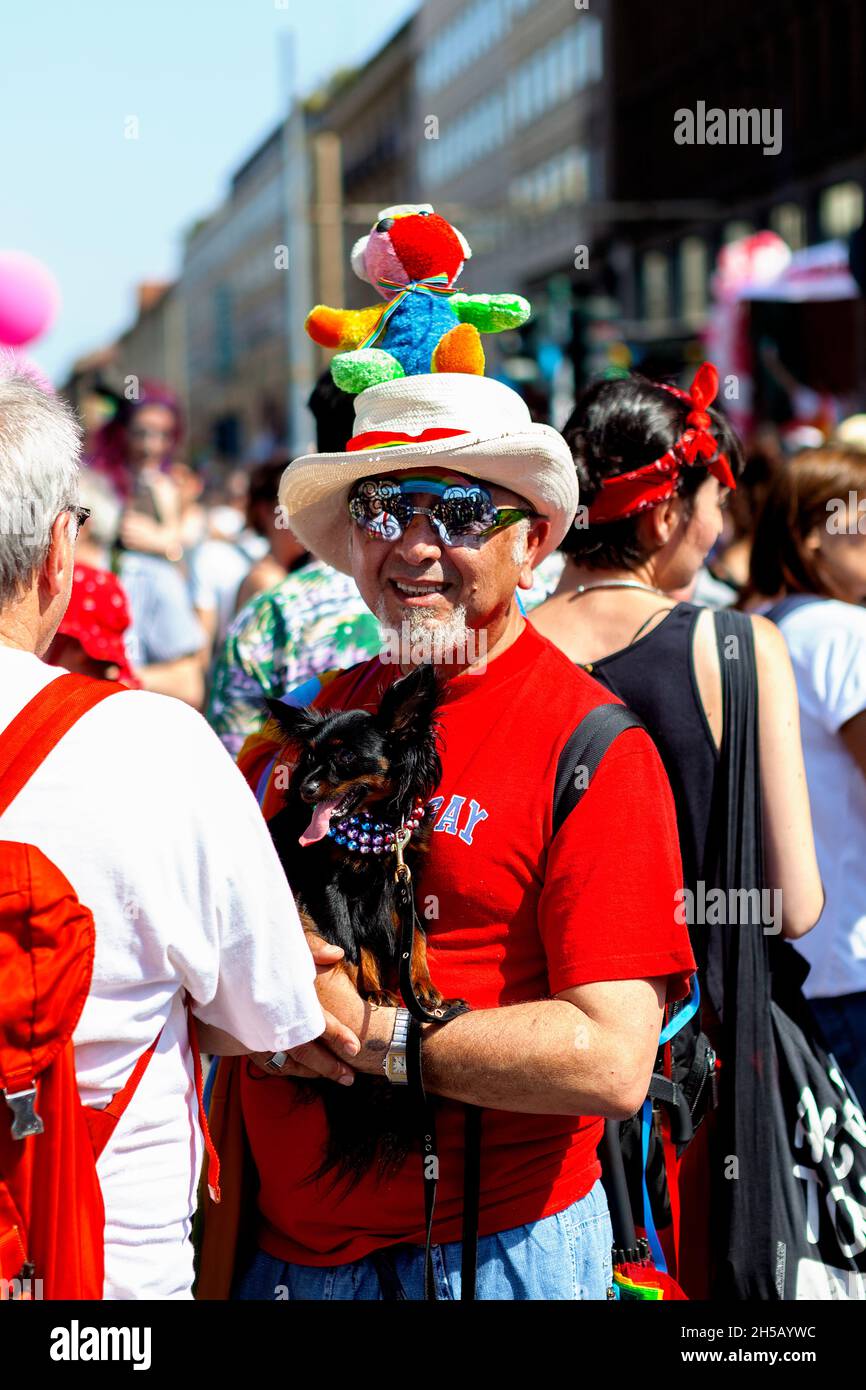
xmin=299 ymin=786 xmax=365 ymax=846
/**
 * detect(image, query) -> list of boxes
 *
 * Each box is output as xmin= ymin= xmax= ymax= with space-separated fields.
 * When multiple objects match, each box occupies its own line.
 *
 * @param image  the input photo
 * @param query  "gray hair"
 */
xmin=0 ymin=372 xmax=82 ymax=608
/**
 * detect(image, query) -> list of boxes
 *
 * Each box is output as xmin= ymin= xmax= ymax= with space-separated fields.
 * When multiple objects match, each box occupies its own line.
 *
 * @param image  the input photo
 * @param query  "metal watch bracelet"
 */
xmin=382 ymin=1006 xmax=411 ymax=1085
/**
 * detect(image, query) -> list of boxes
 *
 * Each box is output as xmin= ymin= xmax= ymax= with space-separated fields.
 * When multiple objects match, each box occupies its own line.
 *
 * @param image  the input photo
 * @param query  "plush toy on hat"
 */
xmin=305 ymin=204 xmax=530 ymax=393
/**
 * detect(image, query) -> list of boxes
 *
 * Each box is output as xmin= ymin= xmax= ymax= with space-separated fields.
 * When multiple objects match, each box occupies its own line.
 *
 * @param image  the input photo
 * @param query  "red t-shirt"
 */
xmin=241 ymin=622 xmax=694 ymax=1265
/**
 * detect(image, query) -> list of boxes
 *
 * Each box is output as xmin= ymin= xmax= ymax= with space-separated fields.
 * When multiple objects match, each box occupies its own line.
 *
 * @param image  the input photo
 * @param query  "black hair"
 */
xmin=560 ymin=373 xmax=744 ymax=570
xmin=245 ymin=454 xmax=291 ymax=535
xmin=307 ymin=370 xmax=357 ymax=454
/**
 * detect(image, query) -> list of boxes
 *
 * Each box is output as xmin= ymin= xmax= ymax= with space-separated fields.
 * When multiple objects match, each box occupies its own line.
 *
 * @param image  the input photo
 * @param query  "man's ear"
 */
xmin=41 ymin=512 xmax=75 ymax=600
xmin=264 ymin=699 xmax=322 ymax=742
xmin=376 ymin=664 xmax=441 ymax=740
xmin=517 ymin=517 xmax=550 ymax=591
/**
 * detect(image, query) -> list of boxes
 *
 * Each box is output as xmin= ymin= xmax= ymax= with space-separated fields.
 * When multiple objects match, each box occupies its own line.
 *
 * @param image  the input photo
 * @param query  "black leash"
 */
xmin=393 ymin=831 xmax=480 ymax=1301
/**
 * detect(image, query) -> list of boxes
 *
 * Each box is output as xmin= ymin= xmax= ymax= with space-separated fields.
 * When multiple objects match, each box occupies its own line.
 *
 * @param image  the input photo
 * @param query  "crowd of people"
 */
xmin=1 ymin=340 xmax=864 ymax=1303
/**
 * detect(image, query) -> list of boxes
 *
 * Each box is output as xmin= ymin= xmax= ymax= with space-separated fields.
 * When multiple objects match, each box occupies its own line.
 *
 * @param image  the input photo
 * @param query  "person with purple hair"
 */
xmin=87 ymin=382 xmax=206 ymax=706
xmin=88 ymin=381 xmax=184 ymax=552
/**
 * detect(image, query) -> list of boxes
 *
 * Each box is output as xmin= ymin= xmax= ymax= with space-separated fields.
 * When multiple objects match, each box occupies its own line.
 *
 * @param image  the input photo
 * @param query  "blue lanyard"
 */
xmin=641 ymin=972 xmax=701 ymax=1271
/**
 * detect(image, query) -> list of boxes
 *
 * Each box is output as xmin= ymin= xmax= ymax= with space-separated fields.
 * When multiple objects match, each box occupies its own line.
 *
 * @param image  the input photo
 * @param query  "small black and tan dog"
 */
xmin=266 ymin=663 xmax=463 ymax=1184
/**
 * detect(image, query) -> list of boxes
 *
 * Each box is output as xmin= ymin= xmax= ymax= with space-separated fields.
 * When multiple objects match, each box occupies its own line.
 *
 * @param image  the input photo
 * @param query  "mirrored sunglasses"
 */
xmin=348 ymin=477 xmax=535 ymax=547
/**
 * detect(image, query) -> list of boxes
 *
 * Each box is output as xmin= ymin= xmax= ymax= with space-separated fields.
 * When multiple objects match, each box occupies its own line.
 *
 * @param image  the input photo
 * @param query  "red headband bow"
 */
xmin=586 ymin=363 xmax=736 ymax=526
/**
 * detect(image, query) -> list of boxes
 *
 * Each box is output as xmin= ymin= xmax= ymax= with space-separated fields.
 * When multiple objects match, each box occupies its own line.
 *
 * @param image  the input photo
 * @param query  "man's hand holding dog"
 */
xmin=302 ymin=930 xmax=398 ymax=1075
xmin=248 ymin=936 xmax=363 ymax=1085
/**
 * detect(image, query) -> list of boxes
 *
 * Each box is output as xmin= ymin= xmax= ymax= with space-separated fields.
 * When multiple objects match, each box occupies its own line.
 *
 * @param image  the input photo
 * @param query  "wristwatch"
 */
xmin=382 ymin=1007 xmax=411 ymax=1086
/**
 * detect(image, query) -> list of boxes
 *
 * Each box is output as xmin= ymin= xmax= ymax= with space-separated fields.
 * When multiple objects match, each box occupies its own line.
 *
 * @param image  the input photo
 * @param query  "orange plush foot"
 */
xmin=432 ymin=323 xmax=485 ymax=375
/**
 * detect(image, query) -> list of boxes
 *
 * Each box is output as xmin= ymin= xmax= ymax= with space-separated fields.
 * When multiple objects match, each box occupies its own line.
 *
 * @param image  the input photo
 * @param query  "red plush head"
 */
xmin=351 ymin=205 xmax=472 ymax=298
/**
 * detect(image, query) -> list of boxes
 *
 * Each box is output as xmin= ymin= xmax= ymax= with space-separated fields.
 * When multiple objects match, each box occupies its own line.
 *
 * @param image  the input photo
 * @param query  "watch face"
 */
xmin=386 ymin=1054 xmax=408 ymax=1084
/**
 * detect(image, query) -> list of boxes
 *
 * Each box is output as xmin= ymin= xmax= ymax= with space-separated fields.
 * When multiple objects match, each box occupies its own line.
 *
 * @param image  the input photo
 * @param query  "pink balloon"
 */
xmin=0 ymin=251 xmax=60 ymax=347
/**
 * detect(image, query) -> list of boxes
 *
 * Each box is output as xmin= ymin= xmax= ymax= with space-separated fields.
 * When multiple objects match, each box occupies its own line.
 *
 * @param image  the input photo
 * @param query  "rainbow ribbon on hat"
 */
xmin=359 ymin=272 xmax=455 ymax=351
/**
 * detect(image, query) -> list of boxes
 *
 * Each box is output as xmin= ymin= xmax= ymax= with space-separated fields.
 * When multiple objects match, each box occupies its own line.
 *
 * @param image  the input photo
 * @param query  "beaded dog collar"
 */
xmin=327 ymin=798 xmax=427 ymax=855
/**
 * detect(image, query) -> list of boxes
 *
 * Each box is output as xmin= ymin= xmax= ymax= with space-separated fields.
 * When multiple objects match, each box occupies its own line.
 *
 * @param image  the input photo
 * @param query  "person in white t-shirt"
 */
xmin=749 ymin=446 xmax=866 ymax=1102
xmin=0 ymin=361 xmax=362 ymax=1299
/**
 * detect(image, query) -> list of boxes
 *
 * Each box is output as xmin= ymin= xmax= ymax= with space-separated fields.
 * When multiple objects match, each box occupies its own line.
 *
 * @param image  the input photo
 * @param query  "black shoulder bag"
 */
xmin=709 ymin=609 xmax=866 ymax=1298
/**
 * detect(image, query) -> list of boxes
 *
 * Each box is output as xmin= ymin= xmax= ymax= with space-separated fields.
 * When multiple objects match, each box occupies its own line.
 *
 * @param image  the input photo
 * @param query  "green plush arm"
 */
xmin=449 ymin=292 xmax=531 ymax=332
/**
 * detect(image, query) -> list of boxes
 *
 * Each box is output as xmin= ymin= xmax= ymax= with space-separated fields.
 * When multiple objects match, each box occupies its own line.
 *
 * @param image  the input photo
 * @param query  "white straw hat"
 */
xmin=279 ymin=374 xmax=578 ymax=574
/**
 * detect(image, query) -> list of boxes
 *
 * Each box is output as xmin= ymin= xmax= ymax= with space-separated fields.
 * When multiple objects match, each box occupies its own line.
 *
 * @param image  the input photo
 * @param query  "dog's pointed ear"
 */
xmin=265 ymin=698 xmax=322 ymax=742
xmin=375 ymin=665 xmax=441 ymax=741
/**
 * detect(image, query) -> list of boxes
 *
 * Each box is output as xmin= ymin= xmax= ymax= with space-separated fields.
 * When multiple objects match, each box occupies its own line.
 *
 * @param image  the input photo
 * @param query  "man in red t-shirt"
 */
xmin=234 ymin=372 xmax=694 ymax=1301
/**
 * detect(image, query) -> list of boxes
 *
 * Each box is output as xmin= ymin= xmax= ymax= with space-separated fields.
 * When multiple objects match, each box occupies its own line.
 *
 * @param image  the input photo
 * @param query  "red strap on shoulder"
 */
xmin=0 ymin=673 xmax=127 ymax=817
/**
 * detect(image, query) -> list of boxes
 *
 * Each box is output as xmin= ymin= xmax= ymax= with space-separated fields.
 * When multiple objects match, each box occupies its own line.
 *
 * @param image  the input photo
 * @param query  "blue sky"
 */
xmin=1 ymin=0 xmax=416 ymax=382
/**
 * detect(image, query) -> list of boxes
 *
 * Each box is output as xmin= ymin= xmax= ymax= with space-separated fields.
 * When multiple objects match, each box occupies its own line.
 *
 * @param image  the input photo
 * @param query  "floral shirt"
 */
xmin=206 ymin=552 xmax=565 ymax=757
xmin=207 ymin=560 xmax=381 ymax=756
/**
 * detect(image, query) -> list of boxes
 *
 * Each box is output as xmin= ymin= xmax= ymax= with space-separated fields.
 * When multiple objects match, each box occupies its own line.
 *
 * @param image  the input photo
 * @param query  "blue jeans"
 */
xmin=810 ymin=992 xmax=866 ymax=1110
xmin=234 ymin=1179 xmax=613 ymax=1301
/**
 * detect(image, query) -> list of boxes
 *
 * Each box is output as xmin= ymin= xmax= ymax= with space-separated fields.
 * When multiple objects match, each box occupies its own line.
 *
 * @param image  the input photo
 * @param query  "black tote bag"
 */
xmin=711 ymin=611 xmax=866 ymax=1300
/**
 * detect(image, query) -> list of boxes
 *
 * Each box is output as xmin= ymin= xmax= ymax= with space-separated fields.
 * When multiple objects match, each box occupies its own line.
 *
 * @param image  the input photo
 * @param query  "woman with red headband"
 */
xmin=533 ymin=364 xmax=824 ymax=1297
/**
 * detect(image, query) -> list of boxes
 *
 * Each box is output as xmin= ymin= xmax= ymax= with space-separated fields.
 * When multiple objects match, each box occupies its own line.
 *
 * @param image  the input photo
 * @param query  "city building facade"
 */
xmin=181 ymin=124 xmax=292 ymax=462
xmin=411 ymin=0 xmax=611 ymax=418
xmin=604 ymin=0 xmax=866 ymax=386
xmin=113 ymin=282 xmax=188 ymax=411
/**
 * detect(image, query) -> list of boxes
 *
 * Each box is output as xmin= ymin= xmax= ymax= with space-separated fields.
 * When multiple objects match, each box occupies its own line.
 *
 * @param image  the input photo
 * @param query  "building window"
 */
xmin=585 ymin=13 xmax=603 ymax=82
xmin=643 ymin=251 xmax=671 ymax=323
xmin=422 ymin=15 xmax=604 ymax=185
xmin=680 ymin=238 xmax=709 ymax=326
xmin=509 ymin=147 xmax=591 ymax=213
xmin=571 ymin=20 xmax=587 ymax=89
xmin=563 ymin=148 xmax=590 ymax=203
xmin=820 ymin=181 xmax=865 ymax=238
xmin=419 ymin=0 xmax=511 ymax=94
xmin=769 ymin=203 xmax=807 ymax=250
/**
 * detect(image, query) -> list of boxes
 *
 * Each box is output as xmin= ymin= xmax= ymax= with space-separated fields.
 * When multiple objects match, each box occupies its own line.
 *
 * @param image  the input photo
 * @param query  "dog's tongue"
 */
xmin=299 ymin=798 xmax=342 ymax=847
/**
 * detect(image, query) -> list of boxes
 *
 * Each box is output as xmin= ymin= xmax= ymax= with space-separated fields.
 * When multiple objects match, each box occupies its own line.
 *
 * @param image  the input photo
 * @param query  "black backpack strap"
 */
xmin=553 ymin=703 xmax=646 ymax=837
